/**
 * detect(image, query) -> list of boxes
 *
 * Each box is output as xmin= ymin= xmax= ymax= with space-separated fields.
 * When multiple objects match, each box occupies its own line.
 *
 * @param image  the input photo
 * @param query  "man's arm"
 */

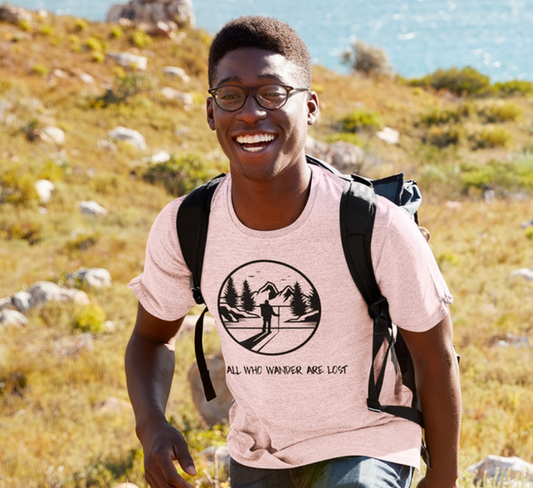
xmin=399 ymin=314 xmax=461 ymax=488
xmin=125 ymin=302 xmax=197 ymax=488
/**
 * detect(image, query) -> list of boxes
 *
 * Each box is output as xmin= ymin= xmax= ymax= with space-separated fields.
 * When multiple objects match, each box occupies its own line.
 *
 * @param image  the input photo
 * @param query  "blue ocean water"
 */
xmin=7 ymin=0 xmax=533 ymax=82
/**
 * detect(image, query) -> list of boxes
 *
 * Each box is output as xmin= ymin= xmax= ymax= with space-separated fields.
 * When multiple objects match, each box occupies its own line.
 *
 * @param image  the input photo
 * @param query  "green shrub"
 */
xmin=64 ymin=230 xmax=101 ymax=252
xmin=420 ymin=107 xmax=462 ymax=126
xmin=3 ymin=219 xmax=43 ymax=245
xmin=494 ymin=80 xmax=533 ymax=97
xmin=91 ymin=51 xmax=105 ymax=63
xmin=73 ymin=302 xmax=106 ymax=334
xmin=426 ymin=125 xmax=464 ymax=148
xmin=327 ymin=132 xmax=363 ymax=147
xmin=340 ymin=109 xmax=382 ymax=133
xmin=38 ymin=24 xmax=55 ymax=37
xmin=0 ymin=169 xmax=38 ymax=206
xmin=342 ymin=40 xmax=393 ymax=77
xmin=31 ymin=63 xmax=49 ymax=77
xmin=131 ymin=30 xmax=153 ymax=48
xmin=477 ymin=102 xmax=522 ymax=123
xmin=410 ymin=66 xmax=491 ymax=97
xmin=110 ymin=26 xmax=123 ymax=39
xmin=469 ymin=127 xmax=513 ymax=150
xmin=143 ymin=154 xmax=220 ymax=196
xmin=84 ymin=36 xmax=104 ymax=52
xmin=526 ymin=228 xmax=533 ymax=240
xmin=95 ymin=74 xmax=157 ymax=106
xmin=18 ymin=19 xmax=32 ymax=32
xmin=74 ymin=18 xmax=89 ymax=32
xmin=38 ymin=160 xmax=65 ymax=181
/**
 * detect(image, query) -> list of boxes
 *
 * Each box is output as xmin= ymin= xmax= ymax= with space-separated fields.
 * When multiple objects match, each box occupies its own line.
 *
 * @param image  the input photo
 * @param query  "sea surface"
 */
xmin=6 ymin=0 xmax=533 ymax=82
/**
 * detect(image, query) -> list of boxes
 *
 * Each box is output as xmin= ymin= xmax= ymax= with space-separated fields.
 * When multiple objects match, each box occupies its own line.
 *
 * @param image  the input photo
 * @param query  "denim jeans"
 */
xmin=230 ymin=456 xmax=414 ymax=488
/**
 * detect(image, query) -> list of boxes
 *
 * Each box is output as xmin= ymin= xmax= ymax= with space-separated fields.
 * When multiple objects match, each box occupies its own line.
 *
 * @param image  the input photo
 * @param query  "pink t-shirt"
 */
xmin=129 ymin=164 xmax=453 ymax=470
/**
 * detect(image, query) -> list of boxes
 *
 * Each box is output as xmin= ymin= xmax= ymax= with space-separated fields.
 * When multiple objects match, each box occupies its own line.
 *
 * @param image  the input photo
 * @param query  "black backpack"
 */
xmin=176 ymin=155 xmax=430 ymax=464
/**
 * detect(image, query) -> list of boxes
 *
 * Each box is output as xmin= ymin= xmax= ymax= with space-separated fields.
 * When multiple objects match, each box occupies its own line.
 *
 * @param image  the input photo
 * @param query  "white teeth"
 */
xmin=236 ymin=134 xmax=276 ymax=144
xmin=243 ymin=146 xmax=263 ymax=152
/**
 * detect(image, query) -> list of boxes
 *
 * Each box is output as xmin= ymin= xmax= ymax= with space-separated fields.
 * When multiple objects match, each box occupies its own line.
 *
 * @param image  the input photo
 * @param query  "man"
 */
xmin=126 ymin=16 xmax=461 ymax=488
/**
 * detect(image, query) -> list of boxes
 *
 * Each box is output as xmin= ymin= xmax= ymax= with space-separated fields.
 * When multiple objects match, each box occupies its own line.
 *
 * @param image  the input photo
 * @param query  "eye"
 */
xmin=258 ymin=85 xmax=286 ymax=101
xmin=217 ymin=87 xmax=243 ymax=103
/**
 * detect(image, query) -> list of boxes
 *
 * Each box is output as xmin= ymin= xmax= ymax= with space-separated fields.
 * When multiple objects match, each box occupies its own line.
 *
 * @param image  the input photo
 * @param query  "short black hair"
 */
xmin=208 ymin=16 xmax=312 ymax=87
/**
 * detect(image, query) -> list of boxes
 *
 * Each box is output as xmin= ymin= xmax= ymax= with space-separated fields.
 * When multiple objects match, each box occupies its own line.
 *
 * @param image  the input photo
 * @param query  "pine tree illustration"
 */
xmin=224 ymin=276 xmax=238 ymax=308
xmin=240 ymin=279 xmax=256 ymax=313
xmin=308 ymin=287 xmax=320 ymax=312
xmin=290 ymin=281 xmax=308 ymax=317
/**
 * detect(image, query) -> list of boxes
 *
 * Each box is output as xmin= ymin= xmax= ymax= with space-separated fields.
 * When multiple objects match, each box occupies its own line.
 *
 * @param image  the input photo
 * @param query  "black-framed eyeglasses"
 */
xmin=208 ymin=84 xmax=309 ymax=111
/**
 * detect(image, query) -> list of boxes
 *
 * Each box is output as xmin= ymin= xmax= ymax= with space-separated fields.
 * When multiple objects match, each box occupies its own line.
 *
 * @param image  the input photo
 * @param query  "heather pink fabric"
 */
xmin=129 ymin=164 xmax=453 ymax=470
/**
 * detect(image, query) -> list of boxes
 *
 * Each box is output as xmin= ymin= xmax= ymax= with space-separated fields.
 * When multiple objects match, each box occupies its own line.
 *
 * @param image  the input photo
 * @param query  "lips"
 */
xmin=235 ymin=133 xmax=277 ymax=152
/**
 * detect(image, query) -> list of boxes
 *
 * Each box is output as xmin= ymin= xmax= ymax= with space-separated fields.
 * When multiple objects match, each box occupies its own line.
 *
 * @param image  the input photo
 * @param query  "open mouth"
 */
xmin=235 ymin=133 xmax=276 ymax=153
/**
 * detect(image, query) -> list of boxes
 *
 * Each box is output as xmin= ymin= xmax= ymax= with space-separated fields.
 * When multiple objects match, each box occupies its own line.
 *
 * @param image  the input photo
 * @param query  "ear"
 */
xmin=206 ymin=96 xmax=216 ymax=131
xmin=306 ymin=91 xmax=319 ymax=126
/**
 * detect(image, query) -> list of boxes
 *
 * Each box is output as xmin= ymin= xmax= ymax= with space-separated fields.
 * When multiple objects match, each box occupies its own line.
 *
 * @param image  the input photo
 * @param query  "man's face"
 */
xmin=207 ymin=48 xmax=318 ymax=182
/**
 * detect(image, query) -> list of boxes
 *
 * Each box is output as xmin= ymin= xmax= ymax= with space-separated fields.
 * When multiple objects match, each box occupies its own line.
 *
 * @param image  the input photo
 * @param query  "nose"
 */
xmin=235 ymin=92 xmax=267 ymax=123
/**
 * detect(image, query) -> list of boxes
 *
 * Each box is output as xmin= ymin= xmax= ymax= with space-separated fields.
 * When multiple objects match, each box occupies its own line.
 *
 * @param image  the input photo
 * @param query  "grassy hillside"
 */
xmin=1 ymin=8 xmax=533 ymax=487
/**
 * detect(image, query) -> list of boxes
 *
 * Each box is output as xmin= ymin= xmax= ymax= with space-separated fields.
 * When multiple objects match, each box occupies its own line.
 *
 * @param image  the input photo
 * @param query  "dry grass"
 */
xmin=0 ymin=8 xmax=533 ymax=488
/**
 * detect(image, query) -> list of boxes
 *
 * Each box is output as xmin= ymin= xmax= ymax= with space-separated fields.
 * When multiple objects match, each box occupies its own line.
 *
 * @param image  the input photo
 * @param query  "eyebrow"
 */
xmin=215 ymin=73 xmax=286 ymax=86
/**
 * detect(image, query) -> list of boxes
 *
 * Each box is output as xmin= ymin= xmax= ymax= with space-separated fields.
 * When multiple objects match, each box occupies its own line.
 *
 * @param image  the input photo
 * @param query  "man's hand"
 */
xmin=140 ymin=419 xmax=197 ymax=488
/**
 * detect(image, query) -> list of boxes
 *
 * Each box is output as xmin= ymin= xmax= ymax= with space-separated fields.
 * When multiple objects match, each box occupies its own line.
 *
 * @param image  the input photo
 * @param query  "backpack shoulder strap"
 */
xmin=176 ymin=173 xmax=225 ymax=402
xmin=340 ymin=177 xmax=424 ymax=427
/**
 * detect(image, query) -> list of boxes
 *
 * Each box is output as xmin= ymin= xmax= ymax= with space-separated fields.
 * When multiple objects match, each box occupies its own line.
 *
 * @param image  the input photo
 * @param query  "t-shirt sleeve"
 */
xmin=128 ymin=197 xmax=196 ymax=321
xmin=371 ymin=197 xmax=453 ymax=332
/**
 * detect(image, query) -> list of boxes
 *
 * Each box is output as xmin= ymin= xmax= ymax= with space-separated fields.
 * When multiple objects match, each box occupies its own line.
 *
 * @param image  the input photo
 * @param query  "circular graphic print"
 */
xmin=217 ymin=260 xmax=321 ymax=356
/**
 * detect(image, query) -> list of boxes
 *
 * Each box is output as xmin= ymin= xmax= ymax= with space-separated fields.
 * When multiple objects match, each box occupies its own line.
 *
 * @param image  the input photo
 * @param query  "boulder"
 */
xmin=94 ymin=396 xmax=132 ymax=413
xmin=306 ymin=136 xmax=365 ymax=174
xmin=12 ymin=291 xmax=32 ymax=313
xmin=28 ymin=281 xmax=90 ymax=307
xmin=107 ymin=51 xmax=148 ymax=71
xmin=510 ymin=268 xmax=533 ymax=281
xmin=67 ymin=268 xmax=112 ymax=290
xmin=467 ymin=455 xmax=533 ymax=485
xmin=106 ymin=0 xmax=194 ymax=29
xmin=146 ymin=20 xmax=177 ymax=39
xmin=161 ymin=88 xmax=193 ymax=110
xmin=200 ymin=445 xmax=230 ymax=478
xmin=54 ymin=332 xmax=94 ymax=356
xmin=145 ymin=150 xmax=171 ymax=164
xmin=163 ymin=66 xmax=191 ymax=83
xmin=376 ymin=127 xmax=400 ymax=145
xmin=79 ymin=73 xmax=95 ymax=84
xmin=108 ymin=126 xmax=147 ymax=151
xmin=0 ymin=297 xmax=14 ymax=311
xmin=0 ymin=5 xmax=32 ymax=25
xmin=187 ymin=351 xmax=232 ymax=427
xmin=79 ymin=200 xmax=108 ymax=217
xmin=40 ymin=127 xmax=65 ymax=145
xmin=34 ymin=179 xmax=55 ymax=204
xmin=0 ymin=309 xmax=28 ymax=327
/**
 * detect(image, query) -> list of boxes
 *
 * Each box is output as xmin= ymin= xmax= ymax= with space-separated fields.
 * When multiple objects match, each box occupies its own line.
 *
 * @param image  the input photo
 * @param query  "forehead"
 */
xmin=213 ymin=48 xmax=302 ymax=87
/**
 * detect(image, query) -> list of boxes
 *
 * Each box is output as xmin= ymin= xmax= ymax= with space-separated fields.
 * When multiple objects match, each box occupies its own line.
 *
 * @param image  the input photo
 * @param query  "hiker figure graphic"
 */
xmin=260 ymin=300 xmax=279 ymax=333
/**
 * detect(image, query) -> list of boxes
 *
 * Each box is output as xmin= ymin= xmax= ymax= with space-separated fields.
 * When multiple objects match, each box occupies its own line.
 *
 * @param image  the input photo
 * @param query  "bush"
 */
xmin=143 ymin=154 xmax=220 ymax=196
xmin=2 ymin=219 xmax=43 ymax=245
xmin=95 ymin=74 xmax=157 ymax=106
xmin=31 ymin=63 xmax=49 ymax=77
xmin=110 ymin=26 xmax=123 ymax=39
xmin=469 ymin=127 xmax=513 ymax=150
xmin=477 ymin=102 xmax=522 ymax=123
xmin=328 ymin=132 xmax=363 ymax=147
xmin=73 ymin=302 xmax=106 ymax=334
xmin=84 ymin=36 xmax=104 ymax=52
xmin=426 ymin=125 xmax=464 ymax=148
xmin=131 ymin=30 xmax=153 ymax=48
xmin=38 ymin=24 xmax=55 ymax=37
xmin=64 ymin=230 xmax=101 ymax=252
xmin=419 ymin=106 xmax=464 ymax=126
xmin=74 ymin=18 xmax=89 ymax=32
xmin=410 ymin=66 xmax=491 ymax=97
xmin=342 ymin=40 xmax=393 ymax=77
xmin=0 ymin=169 xmax=38 ymax=206
xmin=340 ymin=109 xmax=382 ymax=133
xmin=494 ymin=80 xmax=533 ymax=97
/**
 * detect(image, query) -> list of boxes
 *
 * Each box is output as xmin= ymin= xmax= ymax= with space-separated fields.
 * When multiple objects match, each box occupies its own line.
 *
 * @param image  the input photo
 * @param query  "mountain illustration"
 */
xmin=254 ymin=281 xmax=279 ymax=300
xmin=252 ymin=281 xmax=297 ymax=306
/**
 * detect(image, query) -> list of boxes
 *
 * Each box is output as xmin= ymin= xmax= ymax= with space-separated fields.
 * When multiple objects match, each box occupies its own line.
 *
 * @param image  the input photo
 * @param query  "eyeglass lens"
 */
xmin=215 ymin=85 xmax=289 ymax=110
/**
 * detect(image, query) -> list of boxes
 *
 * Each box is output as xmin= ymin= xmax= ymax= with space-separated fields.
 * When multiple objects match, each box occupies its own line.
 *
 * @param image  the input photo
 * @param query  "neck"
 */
xmin=231 ymin=162 xmax=312 ymax=231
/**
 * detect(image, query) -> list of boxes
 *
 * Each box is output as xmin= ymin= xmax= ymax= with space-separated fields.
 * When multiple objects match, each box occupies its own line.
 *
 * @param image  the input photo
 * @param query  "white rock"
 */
xmin=34 ymin=179 xmax=55 ymax=204
xmin=108 ymin=126 xmax=147 ymax=151
xmin=12 ymin=291 xmax=32 ymax=313
xmin=510 ymin=268 xmax=533 ymax=281
xmin=79 ymin=201 xmax=108 ymax=217
xmin=376 ymin=127 xmax=400 ymax=145
xmin=104 ymin=320 xmax=116 ymax=332
xmin=146 ymin=151 xmax=171 ymax=164
xmin=161 ymin=88 xmax=193 ymax=109
xmin=68 ymin=268 xmax=112 ymax=290
xmin=54 ymin=332 xmax=94 ymax=356
xmin=80 ymin=73 xmax=94 ymax=84
xmin=52 ymin=69 xmax=68 ymax=79
xmin=106 ymin=3 xmax=125 ymax=23
xmin=107 ymin=51 xmax=147 ymax=71
xmin=163 ymin=66 xmax=191 ymax=82
xmin=0 ymin=309 xmax=28 ymax=327
xmin=467 ymin=455 xmax=533 ymax=485
xmin=0 ymin=297 xmax=13 ymax=311
xmin=28 ymin=281 xmax=90 ymax=307
xmin=40 ymin=127 xmax=65 ymax=145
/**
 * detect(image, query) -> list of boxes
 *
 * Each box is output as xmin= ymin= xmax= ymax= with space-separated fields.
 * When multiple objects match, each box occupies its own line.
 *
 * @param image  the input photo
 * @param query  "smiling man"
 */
xmin=126 ymin=16 xmax=461 ymax=488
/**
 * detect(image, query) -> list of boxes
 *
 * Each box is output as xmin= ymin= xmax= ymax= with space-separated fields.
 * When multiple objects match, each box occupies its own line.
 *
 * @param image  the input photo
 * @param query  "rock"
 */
xmin=145 ymin=150 xmax=171 ymax=164
xmin=521 ymin=218 xmax=533 ymax=229
xmin=163 ymin=66 xmax=191 ymax=83
xmin=467 ymin=455 xmax=533 ymax=485
xmin=376 ymin=127 xmax=400 ymax=145
xmin=28 ymin=281 xmax=90 ymax=307
xmin=161 ymin=88 xmax=193 ymax=109
xmin=40 ymin=127 xmax=65 ymax=145
xmin=495 ymin=333 xmax=530 ymax=348
xmin=510 ymin=268 xmax=533 ymax=281
xmin=106 ymin=0 xmax=194 ymax=29
xmin=12 ymin=291 xmax=32 ymax=313
xmin=0 ymin=309 xmax=28 ymax=327
xmin=52 ymin=69 xmax=68 ymax=79
xmin=187 ymin=351 xmax=232 ymax=427
xmin=108 ymin=126 xmax=147 ymax=151
xmin=306 ymin=136 xmax=365 ymax=174
xmin=200 ymin=445 xmax=230 ymax=478
xmin=67 ymin=268 xmax=112 ymax=290
xmin=107 ymin=51 xmax=148 ymax=71
xmin=79 ymin=73 xmax=95 ymax=84
xmin=445 ymin=201 xmax=463 ymax=210
xmin=0 ymin=5 xmax=33 ymax=25
xmin=94 ymin=396 xmax=132 ymax=413
xmin=0 ymin=297 xmax=14 ymax=311
xmin=79 ymin=200 xmax=108 ymax=217
xmin=54 ymin=332 xmax=94 ymax=356
xmin=146 ymin=20 xmax=177 ymax=39
xmin=34 ymin=179 xmax=55 ymax=204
